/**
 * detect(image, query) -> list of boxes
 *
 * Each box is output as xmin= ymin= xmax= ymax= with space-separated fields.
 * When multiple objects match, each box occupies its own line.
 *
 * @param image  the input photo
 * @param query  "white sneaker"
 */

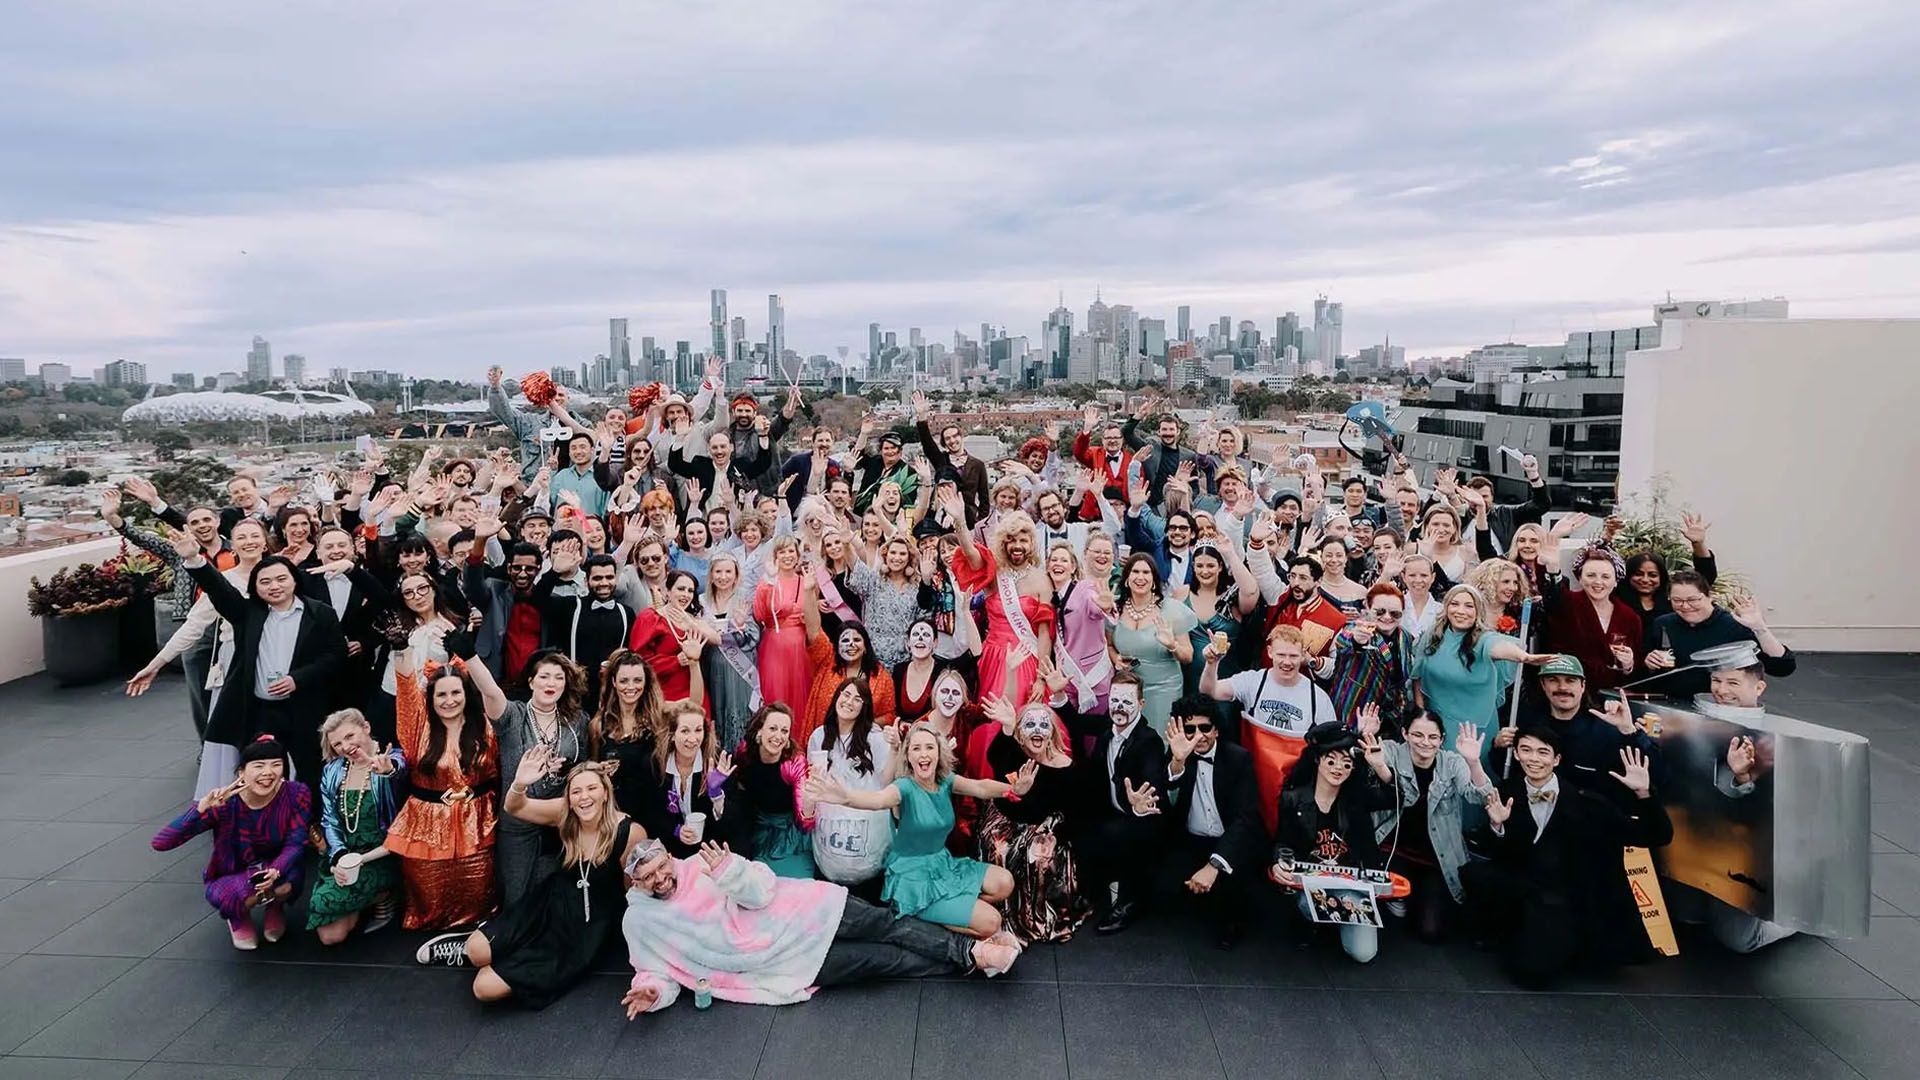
xmin=415 ymin=931 xmax=470 ymax=966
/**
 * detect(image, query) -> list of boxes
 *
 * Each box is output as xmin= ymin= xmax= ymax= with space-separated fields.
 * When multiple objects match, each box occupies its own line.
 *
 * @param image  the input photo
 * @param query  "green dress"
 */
xmin=882 ymin=775 xmax=988 ymax=927
xmin=1111 ymin=598 xmax=1198 ymax=735
xmin=305 ymin=784 xmax=400 ymax=929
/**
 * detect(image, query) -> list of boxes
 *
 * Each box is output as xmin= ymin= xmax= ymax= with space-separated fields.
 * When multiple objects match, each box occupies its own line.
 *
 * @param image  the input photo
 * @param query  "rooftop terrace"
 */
xmin=1 ymin=655 xmax=1918 ymax=1078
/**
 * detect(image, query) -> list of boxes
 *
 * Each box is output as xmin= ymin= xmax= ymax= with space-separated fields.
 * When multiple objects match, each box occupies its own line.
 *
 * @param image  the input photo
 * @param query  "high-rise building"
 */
xmin=1087 ymin=293 xmax=1113 ymax=342
xmin=0 ymin=358 xmax=24 ymax=382
xmin=329 ymin=366 xmax=350 ymax=385
xmin=1279 ymin=311 xmax=1301 ymax=356
xmin=1215 ymin=316 xmax=1231 ymax=345
xmin=710 ymin=290 xmax=729 ymax=364
xmin=610 ymin=318 xmax=631 ymax=379
xmin=868 ymin=323 xmax=883 ymax=367
xmin=283 ymin=353 xmax=306 ymax=385
xmin=767 ymin=295 xmax=786 ymax=369
xmin=1176 ymin=305 xmax=1191 ymax=343
xmin=246 ymin=336 xmax=272 ymax=383
xmin=638 ymin=336 xmax=656 ymax=383
xmin=674 ymin=341 xmax=693 ymax=388
xmin=1111 ymin=305 xmax=1137 ymax=361
xmin=1043 ymin=304 xmax=1073 ymax=380
xmin=215 ymin=371 xmax=241 ymax=390
xmin=549 ymin=365 xmax=577 ymax=388
xmin=1140 ymin=318 xmax=1167 ymax=363
xmin=171 ymin=372 xmax=196 ymax=389
xmin=103 ymin=359 xmax=148 ymax=387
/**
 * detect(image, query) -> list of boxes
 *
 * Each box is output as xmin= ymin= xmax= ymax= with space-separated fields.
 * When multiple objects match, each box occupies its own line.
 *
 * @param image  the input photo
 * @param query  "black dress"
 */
xmin=485 ymin=816 xmax=637 ymax=1010
xmin=599 ymin=733 xmax=657 ymax=822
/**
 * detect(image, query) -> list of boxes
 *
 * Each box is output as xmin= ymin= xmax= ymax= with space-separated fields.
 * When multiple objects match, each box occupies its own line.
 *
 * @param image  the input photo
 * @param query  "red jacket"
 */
xmin=1072 ymin=432 xmax=1133 ymax=521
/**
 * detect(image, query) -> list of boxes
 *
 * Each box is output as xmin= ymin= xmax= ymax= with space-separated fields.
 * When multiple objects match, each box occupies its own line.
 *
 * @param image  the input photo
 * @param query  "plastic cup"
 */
xmin=684 ymin=812 xmax=707 ymax=843
xmin=694 ymin=978 xmax=713 ymax=1009
xmin=336 ymin=852 xmax=363 ymax=885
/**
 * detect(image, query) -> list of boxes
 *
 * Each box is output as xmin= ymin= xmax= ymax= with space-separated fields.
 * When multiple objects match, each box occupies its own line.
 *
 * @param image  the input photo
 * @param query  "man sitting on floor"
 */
xmin=619 ymin=840 xmax=1019 ymax=1016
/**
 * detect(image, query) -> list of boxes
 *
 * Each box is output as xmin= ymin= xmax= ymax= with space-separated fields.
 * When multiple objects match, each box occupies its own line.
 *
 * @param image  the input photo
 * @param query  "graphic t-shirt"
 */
xmin=1309 ymin=805 xmax=1352 ymax=866
xmin=1227 ymin=669 xmax=1335 ymax=738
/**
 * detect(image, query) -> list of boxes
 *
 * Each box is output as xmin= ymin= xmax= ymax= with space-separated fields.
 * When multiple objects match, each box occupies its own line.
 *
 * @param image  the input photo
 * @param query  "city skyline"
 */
xmin=2 ymin=3 xmax=1918 ymax=377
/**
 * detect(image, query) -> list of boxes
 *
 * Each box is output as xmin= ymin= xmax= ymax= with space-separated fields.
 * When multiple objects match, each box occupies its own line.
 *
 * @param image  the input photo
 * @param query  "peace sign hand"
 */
xmin=197 ymin=778 xmax=244 ymax=814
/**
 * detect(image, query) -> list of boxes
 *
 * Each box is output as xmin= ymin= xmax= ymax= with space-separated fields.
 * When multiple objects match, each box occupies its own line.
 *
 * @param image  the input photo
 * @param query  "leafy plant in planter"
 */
xmin=28 ymin=563 xmax=134 ymax=617
xmin=1612 ymin=473 xmax=1747 ymax=600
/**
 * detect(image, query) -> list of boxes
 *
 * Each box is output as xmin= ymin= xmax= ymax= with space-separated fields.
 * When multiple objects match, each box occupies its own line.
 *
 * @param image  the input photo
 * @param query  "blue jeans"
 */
xmin=1297 ymin=892 xmax=1378 ymax=963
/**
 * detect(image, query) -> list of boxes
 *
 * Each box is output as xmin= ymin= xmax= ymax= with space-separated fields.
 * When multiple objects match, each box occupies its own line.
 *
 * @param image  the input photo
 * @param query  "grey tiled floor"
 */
xmin=3 ymin=655 xmax=1920 ymax=1078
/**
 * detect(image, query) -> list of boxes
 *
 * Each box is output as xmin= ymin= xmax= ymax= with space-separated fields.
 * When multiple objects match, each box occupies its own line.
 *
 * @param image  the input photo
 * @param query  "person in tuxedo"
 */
xmin=532 ymin=551 xmax=634 ymax=709
xmin=1073 ymin=672 xmax=1169 ymax=934
xmin=175 ymin=534 xmax=349 ymax=785
xmin=308 ymin=525 xmax=393 ymax=725
xmin=1159 ymin=695 xmax=1267 ymax=948
xmin=1463 ymin=725 xmax=1672 ymax=986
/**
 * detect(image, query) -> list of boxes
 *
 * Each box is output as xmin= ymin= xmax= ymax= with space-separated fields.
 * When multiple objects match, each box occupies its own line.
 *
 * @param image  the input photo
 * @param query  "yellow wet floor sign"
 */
xmin=1624 ymin=846 xmax=1679 ymax=956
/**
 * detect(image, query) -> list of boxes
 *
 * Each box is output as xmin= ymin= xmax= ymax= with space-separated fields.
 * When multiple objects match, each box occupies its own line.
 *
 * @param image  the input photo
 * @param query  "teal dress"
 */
xmin=882 ymin=775 xmax=989 ymax=927
xmin=1409 ymin=629 xmax=1518 ymax=765
xmin=1111 ymin=598 xmax=1198 ymax=735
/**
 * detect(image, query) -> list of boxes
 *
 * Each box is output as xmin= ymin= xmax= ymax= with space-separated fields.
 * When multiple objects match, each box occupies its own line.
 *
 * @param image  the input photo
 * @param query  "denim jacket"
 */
xmin=1371 ymin=739 xmax=1494 ymax=902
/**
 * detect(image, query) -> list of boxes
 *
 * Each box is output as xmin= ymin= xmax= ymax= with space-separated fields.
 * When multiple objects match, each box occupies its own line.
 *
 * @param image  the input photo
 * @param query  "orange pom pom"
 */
xmin=519 ymin=371 xmax=557 ymax=408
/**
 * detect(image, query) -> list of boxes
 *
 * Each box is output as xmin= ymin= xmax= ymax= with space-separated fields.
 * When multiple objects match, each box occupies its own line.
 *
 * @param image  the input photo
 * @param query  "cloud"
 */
xmin=2 ymin=0 xmax=1919 ymax=375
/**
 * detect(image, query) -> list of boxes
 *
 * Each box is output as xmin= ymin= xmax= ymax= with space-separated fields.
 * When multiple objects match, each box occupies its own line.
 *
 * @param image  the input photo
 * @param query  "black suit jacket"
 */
xmin=1480 ymin=774 xmax=1673 ymax=963
xmin=1076 ymin=722 xmax=1169 ymax=831
xmin=1164 ymin=741 xmax=1268 ymax=875
xmin=916 ymin=420 xmax=990 ymax=524
xmin=187 ymin=561 xmax=348 ymax=747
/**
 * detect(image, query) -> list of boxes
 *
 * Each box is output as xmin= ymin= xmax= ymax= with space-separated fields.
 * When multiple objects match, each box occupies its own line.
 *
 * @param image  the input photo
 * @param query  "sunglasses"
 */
xmin=1182 ymin=722 xmax=1215 ymax=735
xmin=1368 ymin=608 xmax=1402 ymax=619
xmin=638 ymin=554 xmax=666 ymax=563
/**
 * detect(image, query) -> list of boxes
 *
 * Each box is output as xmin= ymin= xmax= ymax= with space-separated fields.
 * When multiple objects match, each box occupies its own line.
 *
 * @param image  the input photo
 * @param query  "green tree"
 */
xmin=152 ymin=430 xmax=192 ymax=461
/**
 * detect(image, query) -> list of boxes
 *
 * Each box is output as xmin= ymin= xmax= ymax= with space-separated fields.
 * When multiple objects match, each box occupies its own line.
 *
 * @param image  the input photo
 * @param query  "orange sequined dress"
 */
xmin=385 ymin=671 xmax=500 ymax=930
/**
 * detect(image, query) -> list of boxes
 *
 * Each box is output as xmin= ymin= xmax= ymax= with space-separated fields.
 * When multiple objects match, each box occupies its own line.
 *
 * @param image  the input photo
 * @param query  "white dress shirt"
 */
xmin=254 ymin=599 xmax=305 ymax=700
xmin=1525 ymin=773 xmax=1561 ymax=839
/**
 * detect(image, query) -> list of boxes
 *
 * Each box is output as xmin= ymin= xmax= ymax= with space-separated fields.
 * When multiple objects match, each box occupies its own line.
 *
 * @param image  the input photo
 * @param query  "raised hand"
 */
xmin=1727 ymin=735 xmax=1758 ymax=784
xmin=514 ymin=744 xmax=558 ymax=790
xmin=1011 ymin=760 xmax=1038 ymax=796
xmin=1610 ymin=747 xmax=1652 ymax=798
xmin=122 ymin=475 xmax=159 ymax=504
xmin=1355 ymin=703 xmax=1381 ymax=738
xmin=1729 ymin=594 xmax=1768 ymax=630
xmin=1359 ymin=732 xmax=1386 ymax=771
xmin=1164 ymin=717 xmax=1194 ymax=763
xmin=1123 ymin=778 xmax=1161 ymax=816
xmin=803 ymin=773 xmax=850 ymax=808
xmin=197 ymin=777 xmax=244 ymax=814
xmin=1485 ymin=792 xmax=1514 ymax=827
xmin=1455 ymin=724 xmax=1484 ymax=761
xmin=912 ymin=390 xmax=930 ymax=421
xmin=169 ymin=525 xmax=200 ymax=559
xmin=1589 ymin=697 xmax=1639 ymax=735
xmin=698 ymin=841 xmax=731 ymax=870
xmin=1082 ymin=402 xmax=1100 ymax=433
xmin=98 ymin=486 xmax=122 ymax=520
xmin=1434 ymin=467 xmax=1458 ymax=496
xmin=1550 ymin=511 xmax=1589 ymax=539
xmin=487 ymin=365 xmax=504 ymax=388
xmin=710 ymin=750 xmax=734 ymax=781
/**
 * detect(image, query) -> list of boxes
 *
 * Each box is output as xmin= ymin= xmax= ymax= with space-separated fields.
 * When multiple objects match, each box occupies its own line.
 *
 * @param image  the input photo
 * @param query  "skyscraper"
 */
xmin=103 ymin=359 xmax=147 ymax=387
xmin=283 ymin=353 xmax=306 ymax=385
xmin=1087 ymin=293 xmax=1113 ymax=341
xmin=1324 ymin=302 xmax=1344 ymax=369
xmin=1177 ymin=305 xmax=1191 ymax=343
xmin=247 ymin=336 xmax=272 ymax=383
xmin=1043 ymin=303 xmax=1073 ymax=380
xmin=767 ymin=295 xmax=786 ymax=368
xmin=1111 ymin=304 xmax=1137 ymax=362
xmin=868 ymin=323 xmax=882 ymax=367
xmin=731 ymin=316 xmax=749 ymax=368
xmin=638 ymin=336 xmax=656 ymax=383
xmin=710 ymin=290 xmax=729 ymax=364
xmin=610 ymin=318 xmax=631 ymax=379
xmin=1279 ymin=311 xmax=1301 ymax=356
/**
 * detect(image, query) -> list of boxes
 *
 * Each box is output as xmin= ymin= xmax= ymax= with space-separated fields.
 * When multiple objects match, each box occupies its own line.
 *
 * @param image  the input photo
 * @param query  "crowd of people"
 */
xmin=115 ymin=359 xmax=1804 ymax=1011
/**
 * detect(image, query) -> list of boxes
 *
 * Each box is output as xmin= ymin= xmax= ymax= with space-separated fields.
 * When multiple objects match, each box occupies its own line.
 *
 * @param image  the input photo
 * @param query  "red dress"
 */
xmin=628 ymin=608 xmax=696 ymax=703
xmin=753 ymin=574 xmax=812 ymax=716
xmin=949 ymin=548 xmax=1055 ymax=708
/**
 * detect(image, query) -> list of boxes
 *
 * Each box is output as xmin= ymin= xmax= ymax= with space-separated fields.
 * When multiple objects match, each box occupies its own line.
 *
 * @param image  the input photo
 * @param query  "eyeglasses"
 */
xmin=507 ymin=565 xmax=539 ymax=575
xmin=401 ymin=585 xmax=435 ymax=598
xmin=1166 ymin=523 xmax=1192 ymax=532
xmin=1183 ymin=722 xmax=1214 ymax=734
xmin=1368 ymin=608 xmax=1402 ymax=619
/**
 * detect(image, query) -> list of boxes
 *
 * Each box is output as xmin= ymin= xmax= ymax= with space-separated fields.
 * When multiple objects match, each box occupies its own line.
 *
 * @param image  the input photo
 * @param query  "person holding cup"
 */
xmin=152 ymin=735 xmax=313 ymax=951
xmin=308 ymin=708 xmax=408 ymax=944
xmin=639 ymin=701 xmax=734 ymax=858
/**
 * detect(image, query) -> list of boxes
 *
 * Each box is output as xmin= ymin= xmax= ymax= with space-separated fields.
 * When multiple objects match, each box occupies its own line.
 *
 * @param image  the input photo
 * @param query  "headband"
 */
xmin=421 ymin=657 xmax=469 ymax=682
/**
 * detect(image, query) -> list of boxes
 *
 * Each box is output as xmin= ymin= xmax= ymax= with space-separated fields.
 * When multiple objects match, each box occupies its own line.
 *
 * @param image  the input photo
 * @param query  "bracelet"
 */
xmin=509 ymin=782 xmax=528 ymax=796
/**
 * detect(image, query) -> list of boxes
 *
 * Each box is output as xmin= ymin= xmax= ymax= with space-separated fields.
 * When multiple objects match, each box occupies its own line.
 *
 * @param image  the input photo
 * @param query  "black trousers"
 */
xmin=250 ymin=696 xmax=321 ymax=786
xmin=1077 ymin=812 xmax=1163 ymax=911
xmin=1459 ymin=860 xmax=1578 ymax=984
xmin=1158 ymin=833 xmax=1253 ymax=931
xmin=814 ymin=896 xmax=974 ymax=986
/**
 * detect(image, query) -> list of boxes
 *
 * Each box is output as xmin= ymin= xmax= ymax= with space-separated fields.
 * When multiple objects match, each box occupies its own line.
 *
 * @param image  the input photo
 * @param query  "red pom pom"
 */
xmin=627 ymin=382 xmax=664 ymax=413
xmin=518 ymin=371 xmax=556 ymax=408
xmin=1496 ymin=615 xmax=1519 ymax=634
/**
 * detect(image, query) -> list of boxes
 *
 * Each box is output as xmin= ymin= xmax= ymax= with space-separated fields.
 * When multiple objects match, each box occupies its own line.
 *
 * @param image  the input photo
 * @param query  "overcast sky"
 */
xmin=3 ymin=1 xmax=1918 ymax=379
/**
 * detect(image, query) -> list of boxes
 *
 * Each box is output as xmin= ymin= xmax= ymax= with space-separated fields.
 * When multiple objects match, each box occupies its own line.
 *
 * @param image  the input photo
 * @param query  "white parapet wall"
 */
xmin=1619 ymin=317 xmax=1920 ymax=651
xmin=0 ymin=537 xmax=128 ymax=684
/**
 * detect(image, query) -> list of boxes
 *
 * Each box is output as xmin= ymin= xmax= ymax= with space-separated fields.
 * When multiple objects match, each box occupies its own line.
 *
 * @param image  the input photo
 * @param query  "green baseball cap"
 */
xmin=1539 ymin=654 xmax=1585 ymax=679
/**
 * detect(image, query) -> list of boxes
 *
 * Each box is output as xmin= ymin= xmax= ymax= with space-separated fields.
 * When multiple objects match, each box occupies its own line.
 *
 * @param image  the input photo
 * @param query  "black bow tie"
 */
xmin=1194 ymin=751 xmax=1215 ymax=764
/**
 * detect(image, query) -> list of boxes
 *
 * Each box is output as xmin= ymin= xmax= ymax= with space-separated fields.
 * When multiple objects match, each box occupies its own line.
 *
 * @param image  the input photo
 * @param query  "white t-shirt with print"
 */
xmin=1227 ymin=669 xmax=1333 ymax=738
